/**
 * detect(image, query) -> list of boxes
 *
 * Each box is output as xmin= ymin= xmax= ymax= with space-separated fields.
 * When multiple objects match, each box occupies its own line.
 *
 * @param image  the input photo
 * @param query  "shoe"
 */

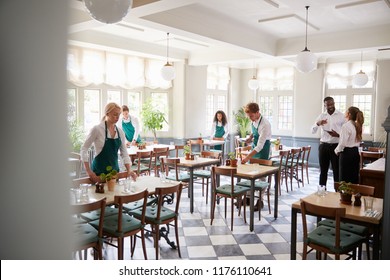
xmin=253 ymin=199 xmax=264 ymax=211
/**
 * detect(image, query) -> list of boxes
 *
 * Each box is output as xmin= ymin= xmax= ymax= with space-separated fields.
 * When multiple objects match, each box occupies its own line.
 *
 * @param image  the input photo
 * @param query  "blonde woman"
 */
xmin=80 ymin=102 xmax=137 ymax=183
xmin=334 ymin=106 xmax=364 ymax=184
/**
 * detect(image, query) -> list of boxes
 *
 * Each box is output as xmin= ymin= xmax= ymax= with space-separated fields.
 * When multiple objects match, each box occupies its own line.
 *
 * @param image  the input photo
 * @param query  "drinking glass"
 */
xmin=123 ymin=178 xmax=131 ymax=193
xmin=364 ymin=196 xmax=374 ymax=214
xmin=80 ymin=183 xmax=90 ymax=201
xmin=317 ymin=185 xmax=326 ymax=197
xmin=160 ymin=171 xmax=166 ymax=183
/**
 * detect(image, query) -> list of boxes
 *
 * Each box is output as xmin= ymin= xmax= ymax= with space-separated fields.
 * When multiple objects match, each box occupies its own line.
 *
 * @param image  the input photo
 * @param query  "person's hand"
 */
xmin=328 ymin=129 xmax=339 ymax=137
xmin=317 ymin=119 xmax=328 ymax=126
xmin=241 ymin=156 xmax=249 ymax=164
xmin=88 ymin=172 xmax=100 ymax=184
xmin=131 ymin=140 xmax=137 ymax=146
xmin=127 ymin=170 xmax=138 ymax=181
xmin=126 ymin=141 xmax=131 ymax=147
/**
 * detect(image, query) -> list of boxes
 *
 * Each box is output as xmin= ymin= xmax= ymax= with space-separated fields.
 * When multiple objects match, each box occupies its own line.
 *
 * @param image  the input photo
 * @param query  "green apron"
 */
xmin=91 ymin=122 xmax=121 ymax=175
xmin=251 ymin=117 xmax=271 ymax=160
xmin=213 ymin=123 xmax=225 ymax=150
xmin=122 ymin=118 xmax=141 ymax=143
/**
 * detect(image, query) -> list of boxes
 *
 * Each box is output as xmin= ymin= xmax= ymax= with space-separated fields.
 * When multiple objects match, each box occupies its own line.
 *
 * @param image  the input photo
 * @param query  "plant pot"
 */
xmin=230 ymin=159 xmax=238 ymax=167
xmin=190 ymin=154 xmax=195 ymax=160
xmin=225 ymin=159 xmax=231 ymax=166
xmin=185 ymin=153 xmax=191 ymax=160
xmin=340 ymin=193 xmax=352 ymax=205
xmin=106 ymin=179 xmax=116 ymax=192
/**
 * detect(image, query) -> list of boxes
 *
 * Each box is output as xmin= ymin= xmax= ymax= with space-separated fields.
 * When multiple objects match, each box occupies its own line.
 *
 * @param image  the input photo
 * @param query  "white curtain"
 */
xmin=258 ymin=67 xmax=294 ymax=91
xmin=207 ymin=65 xmax=230 ymax=90
xmin=326 ymin=61 xmax=376 ymax=89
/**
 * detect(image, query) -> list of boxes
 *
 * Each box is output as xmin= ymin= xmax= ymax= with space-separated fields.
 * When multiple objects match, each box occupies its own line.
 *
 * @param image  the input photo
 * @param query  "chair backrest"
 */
xmin=174 ymin=145 xmax=184 ymax=157
xmin=72 ymin=176 xmax=93 ymax=188
xmin=300 ymin=199 xmax=345 ymax=249
xmin=188 ymin=139 xmax=204 ymax=153
xmin=160 ymin=157 xmax=181 ymax=180
xmin=368 ymin=147 xmax=385 ymax=153
xmin=301 ymin=146 xmax=311 ymax=163
xmin=154 ymin=183 xmax=183 ymax=221
xmin=334 ymin=182 xmax=375 ymax=196
xmin=290 ymin=148 xmax=302 ymax=165
xmin=237 ymin=145 xmax=251 ymax=160
xmin=201 ymin=150 xmax=222 ymax=160
xmin=212 ymin=166 xmax=237 ymax=195
xmin=114 ymin=189 xmax=148 ymax=232
xmin=278 ymin=150 xmax=291 ymax=168
xmin=234 ymin=135 xmax=240 ymax=148
xmin=153 ymin=147 xmax=170 ymax=171
xmin=134 ymin=150 xmax=153 ymax=175
xmin=249 ymin=158 xmax=273 ymax=166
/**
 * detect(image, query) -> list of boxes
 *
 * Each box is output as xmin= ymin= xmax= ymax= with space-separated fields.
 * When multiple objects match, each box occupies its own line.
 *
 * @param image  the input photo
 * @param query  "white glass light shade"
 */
xmin=353 ymin=70 xmax=368 ymax=87
xmin=248 ymin=77 xmax=259 ymax=90
xmin=296 ymin=50 xmax=317 ymax=73
xmin=161 ymin=63 xmax=175 ymax=81
xmin=84 ymin=0 xmax=132 ymax=24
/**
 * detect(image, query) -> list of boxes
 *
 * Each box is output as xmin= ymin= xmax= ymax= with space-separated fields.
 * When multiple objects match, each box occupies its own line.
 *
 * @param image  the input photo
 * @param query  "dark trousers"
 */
xmin=339 ymin=147 xmax=360 ymax=184
xmin=318 ymin=142 xmax=339 ymax=186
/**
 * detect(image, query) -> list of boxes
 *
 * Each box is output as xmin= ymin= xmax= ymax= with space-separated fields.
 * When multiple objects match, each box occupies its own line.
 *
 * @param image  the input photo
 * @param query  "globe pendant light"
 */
xmin=352 ymin=52 xmax=368 ymax=87
xmin=296 ymin=6 xmax=317 ymax=73
xmin=84 ymin=0 xmax=132 ymax=24
xmin=248 ymin=62 xmax=259 ymax=90
xmin=161 ymin=32 xmax=175 ymax=81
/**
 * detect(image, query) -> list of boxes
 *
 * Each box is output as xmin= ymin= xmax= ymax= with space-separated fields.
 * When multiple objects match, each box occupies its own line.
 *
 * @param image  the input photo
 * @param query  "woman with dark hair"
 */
xmin=210 ymin=110 xmax=229 ymax=150
xmin=118 ymin=105 xmax=142 ymax=147
xmin=334 ymin=106 xmax=364 ymax=183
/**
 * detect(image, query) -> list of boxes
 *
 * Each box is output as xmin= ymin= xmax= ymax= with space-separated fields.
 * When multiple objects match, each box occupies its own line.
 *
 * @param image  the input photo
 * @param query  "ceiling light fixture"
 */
xmin=248 ymin=62 xmax=259 ymax=90
xmin=161 ymin=32 xmax=175 ymax=81
xmin=84 ymin=0 xmax=132 ymax=24
xmin=296 ymin=6 xmax=317 ymax=73
xmin=352 ymin=51 xmax=369 ymax=87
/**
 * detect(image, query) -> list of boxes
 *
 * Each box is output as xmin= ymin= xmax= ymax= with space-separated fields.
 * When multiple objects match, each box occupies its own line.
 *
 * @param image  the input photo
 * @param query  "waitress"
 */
xmin=118 ymin=105 xmax=141 ymax=147
xmin=241 ymin=102 xmax=272 ymax=164
xmin=80 ymin=102 xmax=137 ymax=183
xmin=210 ymin=110 xmax=229 ymax=150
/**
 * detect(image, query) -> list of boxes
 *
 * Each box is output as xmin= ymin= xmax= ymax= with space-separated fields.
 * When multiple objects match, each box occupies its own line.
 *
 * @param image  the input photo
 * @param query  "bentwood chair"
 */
xmin=160 ymin=157 xmax=191 ymax=189
xmin=188 ymin=139 xmax=204 ymax=156
xmin=286 ymin=148 xmax=302 ymax=191
xmin=300 ymin=199 xmax=365 ymax=260
xmin=90 ymin=190 xmax=149 ymax=260
xmin=150 ymin=146 xmax=170 ymax=176
xmin=71 ymin=198 xmax=106 ymax=260
xmin=318 ymin=182 xmax=375 ymax=259
xmin=131 ymin=150 xmax=153 ymax=176
xmin=193 ymin=150 xmax=222 ymax=204
xmin=129 ymin=183 xmax=183 ymax=260
xmin=298 ymin=146 xmax=311 ymax=186
xmin=277 ymin=150 xmax=291 ymax=195
xmin=210 ymin=166 xmax=250 ymax=231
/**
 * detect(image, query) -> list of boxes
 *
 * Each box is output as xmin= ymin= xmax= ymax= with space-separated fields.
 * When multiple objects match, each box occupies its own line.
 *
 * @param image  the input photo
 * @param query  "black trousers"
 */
xmin=318 ymin=142 xmax=339 ymax=186
xmin=339 ymin=147 xmax=360 ymax=184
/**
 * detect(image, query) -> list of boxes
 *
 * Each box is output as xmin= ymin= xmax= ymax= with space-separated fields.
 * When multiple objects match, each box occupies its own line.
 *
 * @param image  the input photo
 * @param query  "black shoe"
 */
xmin=253 ymin=200 xmax=264 ymax=211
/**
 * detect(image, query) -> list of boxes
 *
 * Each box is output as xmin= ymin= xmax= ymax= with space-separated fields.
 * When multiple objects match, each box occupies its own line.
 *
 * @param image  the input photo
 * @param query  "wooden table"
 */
xmin=177 ymin=157 xmax=221 ymax=213
xmin=217 ymin=163 xmax=280 ymax=231
xmin=290 ymin=192 xmax=383 ymax=259
xmin=126 ymin=144 xmax=175 ymax=156
xmin=360 ymin=157 xmax=385 ymax=198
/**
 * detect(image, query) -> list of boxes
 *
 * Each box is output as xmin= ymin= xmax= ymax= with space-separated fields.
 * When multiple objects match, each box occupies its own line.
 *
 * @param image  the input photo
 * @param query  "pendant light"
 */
xmin=248 ymin=62 xmax=259 ymax=90
xmin=352 ymin=52 xmax=369 ymax=87
xmin=161 ymin=32 xmax=175 ymax=81
xmin=296 ymin=6 xmax=317 ymax=73
xmin=84 ymin=0 xmax=132 ymax=24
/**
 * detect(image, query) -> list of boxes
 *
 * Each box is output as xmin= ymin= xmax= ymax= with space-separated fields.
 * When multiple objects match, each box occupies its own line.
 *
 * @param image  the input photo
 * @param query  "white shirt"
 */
xmin=210 ymin=121 xmax=229 ymax=139
xmin=80 ymin=121 xmax=131 ymax=165
xmin=117 ymin=114 xmax=141 ymax=142
xmin=334 ymin=120 xmax=360 ymax=154
xmin=311 ymin=109 xmax=345 ymax=144
xmin=252 ymin=116 xmax=272 ymax=153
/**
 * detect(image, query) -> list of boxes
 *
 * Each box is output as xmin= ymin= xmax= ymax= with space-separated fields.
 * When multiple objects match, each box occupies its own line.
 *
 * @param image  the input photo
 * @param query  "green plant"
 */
xmin=233 ymin=107 xmax=251 ymax=138
xmin=99 ymin=166 xmax=118 ymax=182
xmin=338 ymin=181 xmax=354 ymax=194
xmin=68 ymin=119 xmax=85 ymax=152
xmin=228 ymin=152 xmax=236 ymax=160
xmin=183 ymin=145 xmax=191 ymax=155
xmin=141 ymin=98 xmax=168 ymax=141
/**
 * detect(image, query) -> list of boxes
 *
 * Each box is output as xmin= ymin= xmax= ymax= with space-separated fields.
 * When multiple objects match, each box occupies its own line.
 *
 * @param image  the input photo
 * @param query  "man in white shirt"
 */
xmin=311 ymin=97 xmax=346 ymax=188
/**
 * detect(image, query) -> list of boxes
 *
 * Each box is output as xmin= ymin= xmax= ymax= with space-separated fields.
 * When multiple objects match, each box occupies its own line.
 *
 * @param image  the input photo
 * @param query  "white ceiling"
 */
xmin=69 ymin=0 xmax=390 ymax=69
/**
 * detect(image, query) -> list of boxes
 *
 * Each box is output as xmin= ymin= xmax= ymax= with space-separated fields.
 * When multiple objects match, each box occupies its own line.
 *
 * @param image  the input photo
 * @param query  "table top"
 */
xmin=72 ymin=176 xmax=179 ymax=205
xmin=218 ymin=163 xmax=279 ymax=179
xmin=292 ymin=192 xmax=383 ymax=225
xmin=126 ymin=144 xmax=175 ymax=156
xmin=363 ymin=157 xmax=385 ymax=172
xmin=202 ymin=139 xmax=225 ymax=146
xmin=176 ymin=156 xmax=221 ymax=168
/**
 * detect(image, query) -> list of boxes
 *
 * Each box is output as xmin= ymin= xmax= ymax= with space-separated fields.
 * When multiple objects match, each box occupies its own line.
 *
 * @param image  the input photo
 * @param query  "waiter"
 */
xmin=311 ymin=96 xmax=345 ymax=188
xmin=118 ymin=105 xmax=142 ymax=146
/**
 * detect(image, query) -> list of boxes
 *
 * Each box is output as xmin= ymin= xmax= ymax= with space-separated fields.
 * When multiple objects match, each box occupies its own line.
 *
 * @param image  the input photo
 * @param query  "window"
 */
xmin=353 ymin=94 xmax=372 ymax=134
xmin=126 ymin=91 xmax=141 ymax=117
xmin=259 ymin=96 xmax=273 ymax=124
xmin=278 ymin=96 xmax=293 ymax=130
xmin=107 ymin=90 xmax=121 ymax=105
xmin=207 ymin=65 xmax=230 ymax=90
xmin=67 ymin=88 xmax=77 ymax=123
xmin=205 ymin=92 xmax=227 ymax=131
xmin=83 ymin=89 xmax=101 ymax=134
xmin=150 ymin=92 xmax=169 ymax=131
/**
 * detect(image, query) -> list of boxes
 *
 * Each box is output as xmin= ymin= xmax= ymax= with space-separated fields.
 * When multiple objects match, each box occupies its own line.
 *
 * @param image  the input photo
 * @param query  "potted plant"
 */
xmin=99 ymin=166 xmax=118 ymax=192
xmin=338 ymin=181 xmax=354 ymax=205
xmin=233 ymin=107 xmax=251 ymax=144
xmin=228 ymin=152 xmax=238 ymax=167
xmin=137 ymin=140 xmax=146 ymax=150
xmin=141 ymin=98 xmax=168 ymax=143
xmin=183 ymin=144 xmax=191 ymax=160
xmin=198 ymin=133 xmax=203 ymax=140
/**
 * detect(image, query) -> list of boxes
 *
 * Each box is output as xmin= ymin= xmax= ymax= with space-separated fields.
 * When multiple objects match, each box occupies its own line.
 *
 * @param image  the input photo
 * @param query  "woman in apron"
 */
xmin=80 ymin=102 xmax=137 ymax=183
xmin=210 ymin=110 xmax=229 ymax=151
xmin=118 ymin=105 xmax=142 ymax=147
xmin=241 ymin=102 xmax=272 ymax=164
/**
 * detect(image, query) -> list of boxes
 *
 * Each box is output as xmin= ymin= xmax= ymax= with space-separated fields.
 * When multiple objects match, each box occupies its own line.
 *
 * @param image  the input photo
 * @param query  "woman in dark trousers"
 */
xmin=334 ymin=106 xmax=364 ymax=183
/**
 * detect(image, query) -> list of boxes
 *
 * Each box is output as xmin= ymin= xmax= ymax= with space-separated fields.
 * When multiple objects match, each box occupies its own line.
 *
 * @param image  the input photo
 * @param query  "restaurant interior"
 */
xmin=1 ymin=0 xmax=389 ymax=262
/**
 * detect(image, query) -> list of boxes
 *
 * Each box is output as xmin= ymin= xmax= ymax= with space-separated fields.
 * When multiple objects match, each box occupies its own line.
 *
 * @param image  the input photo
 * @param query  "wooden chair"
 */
xmin=90 ymin=190 xmax=149 ymax=260
xmin=160 ymin=157 xmax=190 ymax=189
xmin=360 ymin=151 xmax=384 ymax=169
xmin=237 ymin=145 xmax=251 ymax=160
xmin=174 ymin=145 xmax=184 ymax=157
xmin=129 ymin=183 xmax=183 ymax=259
xmin=193 ymin=150 xmax=222 ymax=204
xmin=209 ymin=137 xmax=225 ymax=156
xmin=69 ymin=152 xmax=83 ymax=178
xmin=210 ymin=166 xmax=250 ymax=231
xmin=298 ymin=146 xmax=311 ymax=186
xmin=286 ymin=148 xmax=302 ymax=191
xmin=71 ymin=198 xmax=106 ymax=260
xmin=188 ymin=139 xmax=204 ymax=155
xmin=277 ymin=150 xmax=291 ymax=195
xmin=131 ymin=150 xmax=153 ymax=176
xmin=300 ymin=199 xmax=365 ymax=260
xmin=151 ymin=146 xmax=170 ymax=176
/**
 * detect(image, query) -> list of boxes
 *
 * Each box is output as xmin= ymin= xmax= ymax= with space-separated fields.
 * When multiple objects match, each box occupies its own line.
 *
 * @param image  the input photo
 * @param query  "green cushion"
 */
xmin=90 ymin=214 xmax=142 ymax=237
xmin=306 ymin=225 xmax=365 ymax=254
xmin=236 ymin=180 xmax=269 ymax=190
xmin=130 ymin=205 xmax=176 ymax=224
xmin=130 ymin=164 xmax=150 ymax=172
xmin=80 ymin=206 xmax=119 ymax=222
xmin=216 ymin=184 xmax=250 ymax=196
xmin=166 ymin=172 xmax=192 ymax=182
xmin=122 ymin=197 xmax=157 ymax=212
xmin=318 ymin=219 xmax=368 ymax=236
xmin=72 ymin=223 xmax=99 ymax=246
xmin=193 ymin=170 xmax=211 ymax=178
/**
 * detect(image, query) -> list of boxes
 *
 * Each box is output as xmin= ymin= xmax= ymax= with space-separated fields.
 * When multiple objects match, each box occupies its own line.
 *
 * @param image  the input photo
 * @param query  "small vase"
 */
xmin=225 ymin=159 xmax=231 ymax=166
xmin=185 ymin=153 xmax=191 ymax=160
xmin=340 ymin=193 xmax=352 ymax=205
xmin=106 ymin=179 xmax=116 ymax=192
xmin=230 ymin=159 xmax=238 ymax=167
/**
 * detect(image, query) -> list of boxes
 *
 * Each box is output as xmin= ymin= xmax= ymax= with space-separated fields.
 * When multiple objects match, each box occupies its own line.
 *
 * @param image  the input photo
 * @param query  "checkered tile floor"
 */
xmin=90 ymin=166 xmax=345 ymax=260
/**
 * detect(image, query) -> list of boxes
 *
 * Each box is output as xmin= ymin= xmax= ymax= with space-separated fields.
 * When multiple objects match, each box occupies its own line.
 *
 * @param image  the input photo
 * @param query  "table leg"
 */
xmin=290 ymin=207 xmax=298 ymax=260
xmin=189 ymin=168 xmax=194 ymax=213
xmin=274 ymin=169 xmax=279 ymax=219
xmin=249 ymin=180 xmax=255 ymax=231
xmin=372 ymin=224 xmax=380 ymax=259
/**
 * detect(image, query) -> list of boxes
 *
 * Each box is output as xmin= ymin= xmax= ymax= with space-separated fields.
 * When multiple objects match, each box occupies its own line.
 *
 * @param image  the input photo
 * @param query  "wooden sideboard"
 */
xmin=360 ymin=158 xmax=385 ymax=198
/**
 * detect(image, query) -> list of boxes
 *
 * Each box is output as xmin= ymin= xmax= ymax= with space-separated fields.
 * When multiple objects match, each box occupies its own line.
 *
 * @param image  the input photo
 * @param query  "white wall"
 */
xmin=375 ymin=60 xmax=390 ymax=142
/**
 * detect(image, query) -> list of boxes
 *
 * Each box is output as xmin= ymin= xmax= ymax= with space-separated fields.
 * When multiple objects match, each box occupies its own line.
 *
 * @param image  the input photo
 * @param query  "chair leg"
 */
xmin=118 ymin=237 xmax=124 ymax=260
xmin=230 ymin=196 xmax=234 ymax=231
xmin=205 ymin=178 xmax=209 ymax=204
xmin=305 ymin=165 xmax=309 ymax=184
xmin=154 ymin=224 xmax=160 ymax=260
xmin=174 ymin=218 xmax=182 ymax=258
xmin=140 ymin=229 xmax=148 ymax=260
